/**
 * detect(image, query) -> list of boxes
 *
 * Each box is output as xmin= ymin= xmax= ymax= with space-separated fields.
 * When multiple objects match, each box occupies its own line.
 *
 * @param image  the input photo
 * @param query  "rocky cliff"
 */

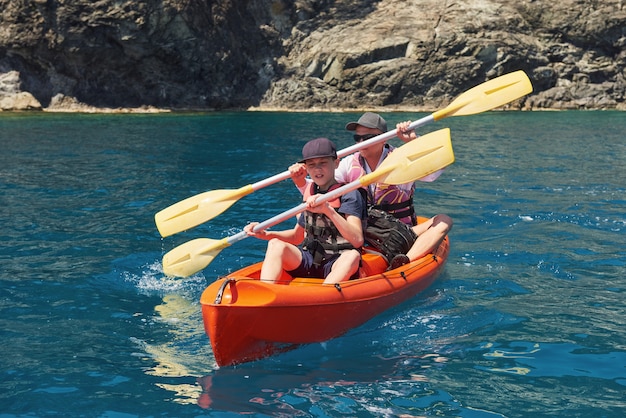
xmin=1 ymin=0 xmax=624 ymax=112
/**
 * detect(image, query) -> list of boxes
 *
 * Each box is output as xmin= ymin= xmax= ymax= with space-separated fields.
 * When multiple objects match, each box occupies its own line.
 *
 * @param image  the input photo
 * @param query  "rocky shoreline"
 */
xmin=1 ymin=0 xmax=624 ymax=113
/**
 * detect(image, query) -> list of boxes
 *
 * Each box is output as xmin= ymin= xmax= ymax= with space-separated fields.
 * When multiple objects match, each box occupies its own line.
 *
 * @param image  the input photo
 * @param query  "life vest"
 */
xmin=301 ymin=182 xmax=357 ymax=266
xmin=344 ymin=148 xmax=417 ymax=225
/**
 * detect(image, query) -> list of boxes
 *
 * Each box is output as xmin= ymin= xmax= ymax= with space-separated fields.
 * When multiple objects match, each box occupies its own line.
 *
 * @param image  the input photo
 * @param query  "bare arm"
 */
xmin=243 ymin=221 xmax=305 ymax=245
xmin=289 ymin=162 xmax=308 ymax=190
xmin=310 ymin=199 xmax=364 ymax=248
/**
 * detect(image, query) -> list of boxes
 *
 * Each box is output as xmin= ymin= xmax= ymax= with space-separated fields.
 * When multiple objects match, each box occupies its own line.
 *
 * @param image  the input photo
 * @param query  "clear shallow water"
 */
xmin=0 ymin=110 xmax=624 ymax=417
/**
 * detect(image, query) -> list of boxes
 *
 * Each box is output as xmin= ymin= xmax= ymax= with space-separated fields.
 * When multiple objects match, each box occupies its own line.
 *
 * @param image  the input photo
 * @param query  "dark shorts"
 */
xmin=287 ymin=249 xmax=341 ymax=279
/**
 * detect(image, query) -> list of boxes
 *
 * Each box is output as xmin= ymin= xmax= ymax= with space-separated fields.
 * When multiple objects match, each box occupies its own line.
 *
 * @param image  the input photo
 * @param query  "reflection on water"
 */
xmin=481 ymin=341 xmax=626 ymax=381
xmin=130 ymin=293 xmax=216 ymax=407
xmin=193 ymin=352 xmax=456 ymax=414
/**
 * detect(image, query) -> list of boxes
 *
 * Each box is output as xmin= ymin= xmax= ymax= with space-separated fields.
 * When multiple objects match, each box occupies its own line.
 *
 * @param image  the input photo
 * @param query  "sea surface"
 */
xmin=1 ymin=110 xmax=624 ymax=417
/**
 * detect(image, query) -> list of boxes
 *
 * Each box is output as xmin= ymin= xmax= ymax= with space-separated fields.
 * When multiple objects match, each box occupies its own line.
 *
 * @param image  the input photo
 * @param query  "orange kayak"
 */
xmin=200 ymin=235 xmax=449 ymax=367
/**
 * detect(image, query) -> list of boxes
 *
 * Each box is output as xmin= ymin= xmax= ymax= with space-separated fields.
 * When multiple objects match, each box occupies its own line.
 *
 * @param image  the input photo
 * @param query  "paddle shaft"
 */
xmin=225 ymin=169 xmax=389 ymax=247
xmin=252 ymin=70 xmax=532 ymax=191
xmin=249 ymin=116 xmax=434 ymax=192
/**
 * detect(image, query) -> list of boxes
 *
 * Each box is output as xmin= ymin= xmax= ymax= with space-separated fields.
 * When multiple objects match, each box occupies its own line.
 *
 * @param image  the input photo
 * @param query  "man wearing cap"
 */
xmin=244 ymin=137 xmax=367 ymax=285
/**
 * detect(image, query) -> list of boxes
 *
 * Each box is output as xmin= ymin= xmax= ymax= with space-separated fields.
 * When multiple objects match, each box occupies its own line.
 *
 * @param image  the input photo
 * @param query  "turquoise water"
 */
xmin=1 ymin=110 xmax=625 ymax=417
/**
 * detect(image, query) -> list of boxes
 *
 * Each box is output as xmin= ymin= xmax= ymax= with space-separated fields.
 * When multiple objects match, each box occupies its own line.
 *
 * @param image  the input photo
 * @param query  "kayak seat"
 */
xmin=359 ymin=251 xmax=389 ymax=278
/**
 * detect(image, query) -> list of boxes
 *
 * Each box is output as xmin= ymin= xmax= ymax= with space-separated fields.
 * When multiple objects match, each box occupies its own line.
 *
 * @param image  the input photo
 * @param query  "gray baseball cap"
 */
xmin=345 ymin=112 xmax=388 ymax=132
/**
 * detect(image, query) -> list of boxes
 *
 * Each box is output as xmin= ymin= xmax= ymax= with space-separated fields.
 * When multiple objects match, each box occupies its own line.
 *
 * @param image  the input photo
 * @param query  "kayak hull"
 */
xmin=201 ymin=235 xmax=449 ymax=367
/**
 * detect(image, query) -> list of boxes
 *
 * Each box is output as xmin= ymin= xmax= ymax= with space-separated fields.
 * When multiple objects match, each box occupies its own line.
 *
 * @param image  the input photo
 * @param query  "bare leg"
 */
xmin=260 ymin=238 xmax=303 ymax=283
xmin=324 ymin=249 xmax=361 ymax=284
xmin=406 ymin=214 xmax=453 ymax=261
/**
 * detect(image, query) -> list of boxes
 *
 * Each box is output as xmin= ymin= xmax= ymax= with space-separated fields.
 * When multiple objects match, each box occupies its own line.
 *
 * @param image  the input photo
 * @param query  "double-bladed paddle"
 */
xmin=162 ymin=128 xmax=455 ymax=277
xmin=155 ymin=70 xmax=532 ymax=238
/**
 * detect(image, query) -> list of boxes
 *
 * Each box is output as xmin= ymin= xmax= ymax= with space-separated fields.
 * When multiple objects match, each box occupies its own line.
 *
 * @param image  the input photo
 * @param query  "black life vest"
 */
xmin=301 ymin=183 xmax=356 ymax=266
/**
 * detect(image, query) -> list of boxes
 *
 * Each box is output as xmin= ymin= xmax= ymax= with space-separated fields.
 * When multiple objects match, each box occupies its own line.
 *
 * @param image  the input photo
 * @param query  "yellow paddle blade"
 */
xmin=162 ymin=237 xmax=231 ymax=277
xmin=376 ymin=128 xmax=454 ymax=185
xmin=433 ymin=70 xmax=533 ymax=120
xmin=155 ymin=185 xmax=254 ymax=237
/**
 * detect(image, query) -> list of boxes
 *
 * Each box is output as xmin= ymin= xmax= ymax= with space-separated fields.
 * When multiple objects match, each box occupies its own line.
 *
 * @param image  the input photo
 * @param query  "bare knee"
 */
xmin=327 ymin=250 xmax=361 ymax=284
xmin=344 ymin=249 xmax=361 ymax=270
xmin=266 ymin=238 xmax=289 ymax=256
xmin=433 ymin=214 xmax=453 ymax=232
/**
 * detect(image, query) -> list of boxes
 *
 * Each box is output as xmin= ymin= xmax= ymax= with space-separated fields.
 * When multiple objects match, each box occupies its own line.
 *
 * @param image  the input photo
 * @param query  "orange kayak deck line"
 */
xmin=200 ymin=235 xmax=449 ymax=367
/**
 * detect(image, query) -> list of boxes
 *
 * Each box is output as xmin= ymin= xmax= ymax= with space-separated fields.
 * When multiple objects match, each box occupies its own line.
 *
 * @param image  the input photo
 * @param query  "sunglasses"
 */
xmin=353 ymin=133 xmax=378 ymax=143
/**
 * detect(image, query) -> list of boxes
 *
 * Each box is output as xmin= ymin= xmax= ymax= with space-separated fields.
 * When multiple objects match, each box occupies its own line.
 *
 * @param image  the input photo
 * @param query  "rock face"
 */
xmin=0 ymin=0 xmax=624 ymax=112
